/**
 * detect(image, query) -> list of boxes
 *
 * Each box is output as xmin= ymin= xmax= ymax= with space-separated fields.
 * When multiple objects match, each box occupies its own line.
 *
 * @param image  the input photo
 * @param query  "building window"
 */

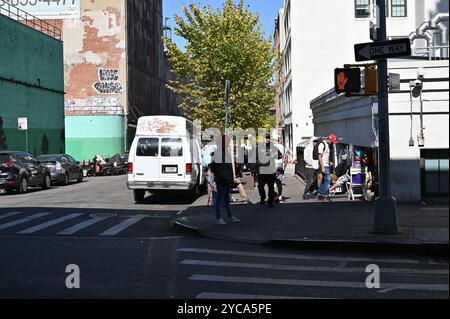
xmin=355 ymin=0 xmax=371 ymax=18
xmin=391 ymin=0 xmax=407 ymax=17
xmin=421 ymin=150 xmax=449 ymax=197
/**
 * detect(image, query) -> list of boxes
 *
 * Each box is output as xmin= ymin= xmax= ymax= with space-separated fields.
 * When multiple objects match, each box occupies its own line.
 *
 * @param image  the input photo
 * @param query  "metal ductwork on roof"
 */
xmin=409 ymin=12 xmax=449 ymax=58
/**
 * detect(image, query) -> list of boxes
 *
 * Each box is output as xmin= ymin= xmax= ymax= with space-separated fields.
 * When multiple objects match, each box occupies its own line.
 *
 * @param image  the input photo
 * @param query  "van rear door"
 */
xmin=160 ymin=137 xmax=187 ymax=182
xmin=134 ymin=137 xmax=160 ymax=183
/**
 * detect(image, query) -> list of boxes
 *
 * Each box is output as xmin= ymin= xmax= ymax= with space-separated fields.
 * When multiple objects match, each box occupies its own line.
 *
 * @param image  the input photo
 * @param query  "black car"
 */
xmin=37 ymin=154 xmax=84 ymax=185
xmin=0 ymin=151 xmax=52 ymax=194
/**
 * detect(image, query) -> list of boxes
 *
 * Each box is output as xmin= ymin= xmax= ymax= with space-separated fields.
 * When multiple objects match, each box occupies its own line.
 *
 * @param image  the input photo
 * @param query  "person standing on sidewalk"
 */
xmin=257 ymin=134 xmax=278 ymax=208
xmin=210 ymin=136 xmax=240 ymax=226
xmin=303 ymin=137 xmax=320 ymax=200
xmin=273 ymin=137 xmax=286 ymax=203
xmin=317 ymin=134 xmax=339 ymax=202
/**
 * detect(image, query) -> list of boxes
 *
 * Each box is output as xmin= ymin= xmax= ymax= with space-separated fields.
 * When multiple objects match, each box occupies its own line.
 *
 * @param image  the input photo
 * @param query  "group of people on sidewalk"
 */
xmin=203 ymin=133 xmax=289 ymax=226
xmin=301 ymin=134 xmax=370 ymax=202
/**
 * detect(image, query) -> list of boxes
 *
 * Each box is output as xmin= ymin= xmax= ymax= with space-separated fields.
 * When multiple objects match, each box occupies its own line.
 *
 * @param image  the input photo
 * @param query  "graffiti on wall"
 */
xmin=93 ymin=68 xmax=123 ymax=94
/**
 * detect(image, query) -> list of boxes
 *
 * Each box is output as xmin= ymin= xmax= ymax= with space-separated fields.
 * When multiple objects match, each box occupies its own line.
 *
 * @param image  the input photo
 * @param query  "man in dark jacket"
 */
xmin=210 ymin=135 xmax=240 ymax=226
xmin=257 ymin=134 xmax=278 ymax=207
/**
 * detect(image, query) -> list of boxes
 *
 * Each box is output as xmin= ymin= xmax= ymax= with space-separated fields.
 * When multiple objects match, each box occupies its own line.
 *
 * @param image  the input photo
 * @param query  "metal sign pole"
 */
xmin=373 ymin=0 xmax=399 ymax=234
xmin=224 ymin=80 xmax=231 ymax=130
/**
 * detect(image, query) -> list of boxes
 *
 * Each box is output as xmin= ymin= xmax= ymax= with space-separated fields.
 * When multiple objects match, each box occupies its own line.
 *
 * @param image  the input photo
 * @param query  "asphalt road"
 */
xmin=0 ymin=176 xmax=448 ymax=299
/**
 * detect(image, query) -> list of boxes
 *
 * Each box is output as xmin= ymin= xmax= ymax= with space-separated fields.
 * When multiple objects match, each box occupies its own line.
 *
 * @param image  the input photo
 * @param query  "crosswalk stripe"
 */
xmin=17 ymin=214 xmax=83 ymax=235
xmin=0 ymin=213 xmax=50 ymax=231
xmin=177 ymin=248 xmax=420 ymax=264
xmin=189 ymin=275 xmax=449 ymax=292
xmin=196 ymin=292 xmax=322 ymax=300
xmin=100 ymin=215 xmax=147 ymax=236
xmin=0 ymin=212 xmax=22 ymax=220
xmin=57 ymin=216 xmax=109 ymax=235
xmin=181 ymin=260 xmax=449 ymax=276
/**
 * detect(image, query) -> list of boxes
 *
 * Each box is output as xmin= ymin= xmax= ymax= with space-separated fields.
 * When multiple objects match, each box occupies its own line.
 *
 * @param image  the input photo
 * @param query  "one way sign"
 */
xmin=355 ymin=38 xmax=411 ymax=62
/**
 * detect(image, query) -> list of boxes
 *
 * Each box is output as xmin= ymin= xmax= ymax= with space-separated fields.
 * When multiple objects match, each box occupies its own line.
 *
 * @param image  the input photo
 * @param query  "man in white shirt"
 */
xmin=318 ymin=134 xmax=339 ymax=201
xmin=303 ymin=137 xmax=320 ymax=200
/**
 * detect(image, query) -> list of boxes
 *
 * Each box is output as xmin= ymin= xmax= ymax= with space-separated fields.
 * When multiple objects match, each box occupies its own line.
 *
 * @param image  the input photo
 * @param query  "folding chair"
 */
xmin=347 ymin=166 xmax=368 ymax=201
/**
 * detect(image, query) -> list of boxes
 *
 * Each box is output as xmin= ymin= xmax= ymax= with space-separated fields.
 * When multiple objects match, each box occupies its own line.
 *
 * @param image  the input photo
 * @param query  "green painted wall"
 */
xmin=65 ymin=116 xmax=125 ymax=162
xmin=0 ymin=14 xmax=64 ymax=156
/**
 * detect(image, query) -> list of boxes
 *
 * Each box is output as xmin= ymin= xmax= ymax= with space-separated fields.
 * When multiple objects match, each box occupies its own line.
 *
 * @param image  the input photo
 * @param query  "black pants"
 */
xmin=303 ymin=167 xmax=317 ymax=197
xmin=258 ymin=174 xmax=276 ymax=203
xmin=275 ymin=179 xmax=283 ymax=197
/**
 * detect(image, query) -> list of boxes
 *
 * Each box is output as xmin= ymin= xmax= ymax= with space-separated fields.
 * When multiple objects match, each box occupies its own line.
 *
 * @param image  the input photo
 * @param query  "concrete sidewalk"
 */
xmin=172 ymin=165 xmax=449 ymax=256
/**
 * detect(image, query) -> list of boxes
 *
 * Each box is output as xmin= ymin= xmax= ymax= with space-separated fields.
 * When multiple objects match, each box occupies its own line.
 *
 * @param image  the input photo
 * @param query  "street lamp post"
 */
xmin=373 ymin=0 xmax=400 ymax=234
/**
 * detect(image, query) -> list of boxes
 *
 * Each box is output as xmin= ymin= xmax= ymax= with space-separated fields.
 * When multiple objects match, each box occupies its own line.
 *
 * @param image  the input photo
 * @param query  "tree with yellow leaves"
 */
xmin=164 ymin=0 xmax=276 ymax=132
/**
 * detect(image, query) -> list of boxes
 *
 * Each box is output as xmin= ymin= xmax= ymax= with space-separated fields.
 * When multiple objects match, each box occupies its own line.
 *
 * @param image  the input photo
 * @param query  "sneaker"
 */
xmin=259 ymin=200 xmax=266 ymax=206
xmin=216 ymin=218 xmax=227 ymax=226
xmin=229 ymin=216 xmax=240 ymax=223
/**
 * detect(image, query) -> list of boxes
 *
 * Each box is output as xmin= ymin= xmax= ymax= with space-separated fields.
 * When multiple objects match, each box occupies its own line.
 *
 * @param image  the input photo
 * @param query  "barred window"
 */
xmin=392 ymin=0 xmax=407 ymax=17
xmin=355 ymin=0 xmax=371 ymax=18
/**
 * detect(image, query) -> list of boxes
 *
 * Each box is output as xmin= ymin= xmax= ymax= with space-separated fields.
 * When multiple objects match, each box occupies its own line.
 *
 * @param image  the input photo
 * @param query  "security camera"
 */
xmin=410 ymin=80 xmax=423 ymax=88
xmin=417 ymin=68 xmax=425 ymax=80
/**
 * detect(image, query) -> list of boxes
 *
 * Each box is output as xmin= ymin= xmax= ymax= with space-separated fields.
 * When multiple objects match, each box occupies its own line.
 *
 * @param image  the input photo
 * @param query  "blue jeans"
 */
xmin=215 ymin=184 xmax=232 ymax=220
xmin=318 ymin=167 xmax=331 ymax=198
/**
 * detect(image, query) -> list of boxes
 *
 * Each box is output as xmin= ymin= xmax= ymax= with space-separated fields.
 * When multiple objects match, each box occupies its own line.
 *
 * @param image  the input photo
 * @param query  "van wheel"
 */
xmin=134 ymin=190 xmax=146 ymax=203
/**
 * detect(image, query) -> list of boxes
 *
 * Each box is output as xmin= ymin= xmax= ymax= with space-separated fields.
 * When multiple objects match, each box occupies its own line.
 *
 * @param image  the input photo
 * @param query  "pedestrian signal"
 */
xmin=334 ymin=68 xmax=361 ymax=94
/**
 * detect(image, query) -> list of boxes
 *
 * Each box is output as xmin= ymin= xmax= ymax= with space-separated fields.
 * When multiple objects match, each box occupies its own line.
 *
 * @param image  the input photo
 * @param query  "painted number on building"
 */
xmin=93 ymin=69 xmax=123 ymax=95
xmin=0 ymin=0 xmax=81 ymax=20
xmin=18 ymin=117 xmax=28 ymax=131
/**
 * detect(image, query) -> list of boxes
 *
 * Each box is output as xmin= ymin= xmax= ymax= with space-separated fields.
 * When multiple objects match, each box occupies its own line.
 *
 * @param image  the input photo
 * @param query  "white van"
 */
xmin=127 ymin=116 xmax=203 ymax=203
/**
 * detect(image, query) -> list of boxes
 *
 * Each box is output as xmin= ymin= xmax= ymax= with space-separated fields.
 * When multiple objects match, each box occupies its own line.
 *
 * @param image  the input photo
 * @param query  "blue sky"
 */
xmin=163 ymin=0 xmax=284 ymax=48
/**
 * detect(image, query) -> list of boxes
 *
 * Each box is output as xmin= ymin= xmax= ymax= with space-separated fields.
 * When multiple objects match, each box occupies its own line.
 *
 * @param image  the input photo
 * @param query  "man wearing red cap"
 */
xmin=318 ymin=134 xmax=339 ymax=201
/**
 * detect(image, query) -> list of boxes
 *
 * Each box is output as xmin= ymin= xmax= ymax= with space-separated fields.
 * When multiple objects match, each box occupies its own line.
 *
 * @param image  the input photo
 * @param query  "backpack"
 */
xmin=313 ymin=140 xmax=325 ymax=161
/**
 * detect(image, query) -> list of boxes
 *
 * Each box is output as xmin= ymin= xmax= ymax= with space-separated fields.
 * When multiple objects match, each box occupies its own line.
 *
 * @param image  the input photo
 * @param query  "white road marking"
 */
xmin=189 ymin=275 xmax=449 ymax=292
xmin=0 ymin=213 xmax=50 ymax=231
xmin=0 ymin=212 xmax=22 ymax=220
xmin=57 ymin=216 xmax=109 ymax=235
xmin=100 ymin=215 xmax=148 ymax=236
xmin=18 ymin=214 xmax=83 ymax=235
xmin=181 ymin=260 xmax=449 ymax=275
xmin=196 ymin=292 xmax=324 ymax=300
xmin=177 ymin=248 xmax=421 ymax=264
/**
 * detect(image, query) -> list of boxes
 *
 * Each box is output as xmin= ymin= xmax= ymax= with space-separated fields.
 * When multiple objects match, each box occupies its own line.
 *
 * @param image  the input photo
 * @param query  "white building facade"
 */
xmin=277 ymin=0 xmax=449 ymax=154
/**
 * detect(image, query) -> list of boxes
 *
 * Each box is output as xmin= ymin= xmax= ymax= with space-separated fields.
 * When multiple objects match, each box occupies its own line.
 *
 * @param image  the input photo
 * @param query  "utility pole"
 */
xmin=373 ymin=0 xmax=399 ymax=234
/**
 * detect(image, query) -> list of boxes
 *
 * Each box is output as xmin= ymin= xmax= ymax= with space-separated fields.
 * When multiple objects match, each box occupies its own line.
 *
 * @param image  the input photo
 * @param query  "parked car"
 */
xmin=0 ymin=151 xmax=52 ymax=194
xmin=37 ymin=154 xmax=84 ymax=185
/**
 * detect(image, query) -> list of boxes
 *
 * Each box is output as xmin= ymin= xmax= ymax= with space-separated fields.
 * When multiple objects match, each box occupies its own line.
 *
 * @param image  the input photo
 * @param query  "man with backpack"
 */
xmin=317 ymin=134 xmax=339 ymax=202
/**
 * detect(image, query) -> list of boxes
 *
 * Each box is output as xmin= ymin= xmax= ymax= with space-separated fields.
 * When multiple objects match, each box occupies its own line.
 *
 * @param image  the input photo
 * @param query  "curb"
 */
xmin=266 ymin=239 xmax=449 ymax=257
xmin=171 ymin=216 xmax=449 ymax=256
xmin=171 ymin=220 xmax=202 ymax=237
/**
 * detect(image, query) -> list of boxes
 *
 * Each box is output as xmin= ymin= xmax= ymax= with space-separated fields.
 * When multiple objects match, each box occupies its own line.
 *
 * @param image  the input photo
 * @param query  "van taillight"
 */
xmin=186 ymin=164 xmax=192 ymax=175
xmin=128 ymin=163 xmax=133 ymax=174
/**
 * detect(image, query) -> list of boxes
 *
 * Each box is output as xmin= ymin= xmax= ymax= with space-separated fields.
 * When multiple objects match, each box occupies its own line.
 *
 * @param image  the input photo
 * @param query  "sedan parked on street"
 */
xmin=0 ymin=151 xmax=52 ymax=194
xmin=37 ymin=154 xmax=84 ymax=185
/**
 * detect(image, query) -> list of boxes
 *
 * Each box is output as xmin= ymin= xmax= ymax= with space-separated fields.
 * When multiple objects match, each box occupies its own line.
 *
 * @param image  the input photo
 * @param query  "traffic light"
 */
xmin=334 ymin=68 xmax=361 ymax=94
